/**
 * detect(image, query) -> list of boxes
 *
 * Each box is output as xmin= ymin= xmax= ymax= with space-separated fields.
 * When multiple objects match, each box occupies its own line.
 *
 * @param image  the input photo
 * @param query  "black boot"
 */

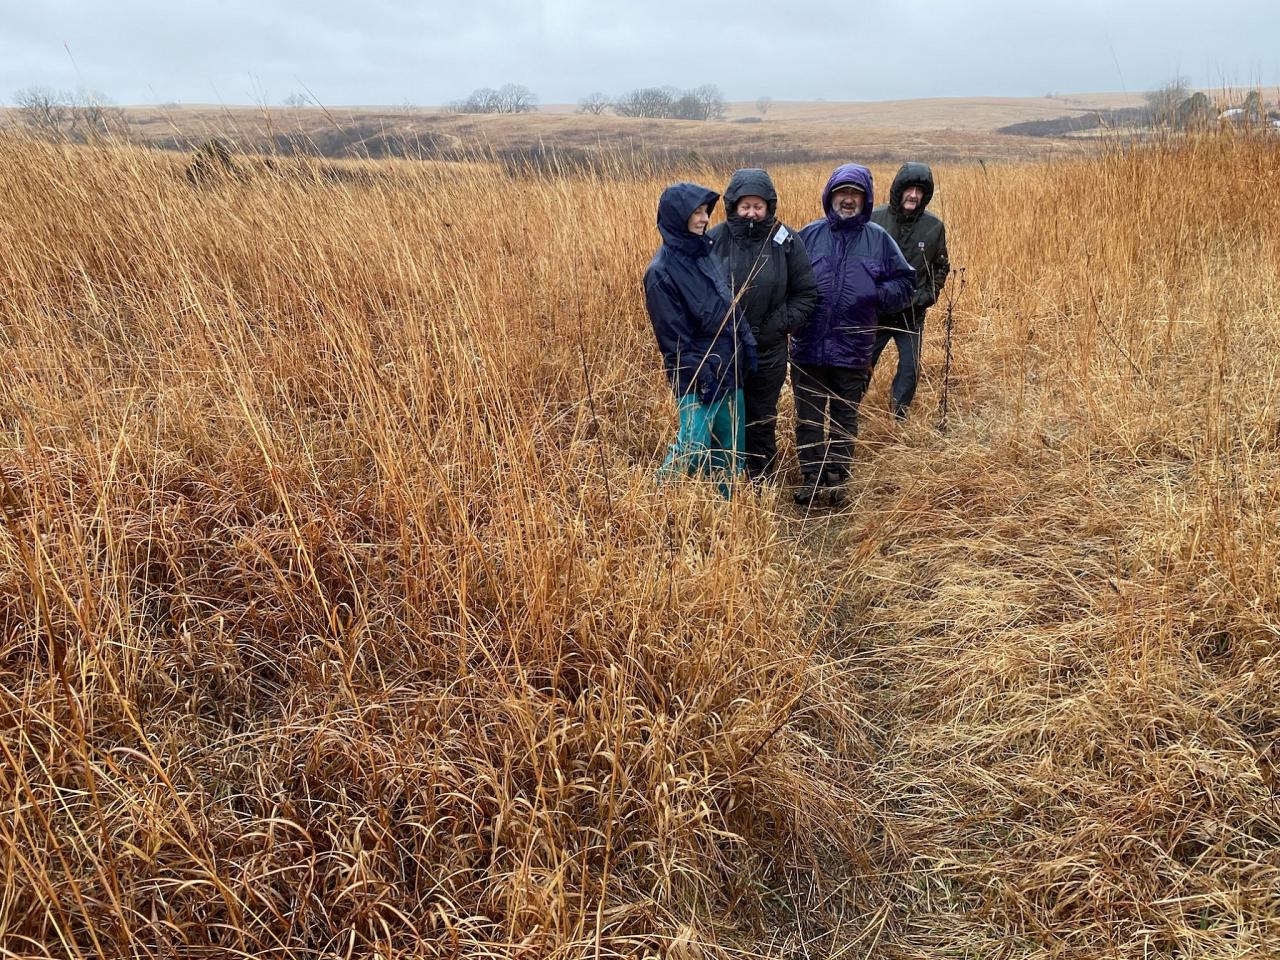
xmin=792 ymin=473 xmax=823 ymax=507
xmin=823 ymin=469 xmax=848 ymax=508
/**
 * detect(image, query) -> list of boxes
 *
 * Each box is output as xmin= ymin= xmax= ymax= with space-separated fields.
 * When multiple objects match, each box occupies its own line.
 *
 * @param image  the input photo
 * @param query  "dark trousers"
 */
xmin=791 ymin=363 xmax=870 ymax=481
xmin=742 ymin=354 xmax=788 ymax=481
xmin=870 ymin=312 xmax=925 ymax=416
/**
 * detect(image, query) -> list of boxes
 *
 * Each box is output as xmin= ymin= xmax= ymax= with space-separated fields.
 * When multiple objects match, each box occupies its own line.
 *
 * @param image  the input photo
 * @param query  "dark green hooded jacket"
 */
xmin=871 ymin=163 xmax=950 ymax=320
xmin=706 ymin=168 xmax=818 ymax=362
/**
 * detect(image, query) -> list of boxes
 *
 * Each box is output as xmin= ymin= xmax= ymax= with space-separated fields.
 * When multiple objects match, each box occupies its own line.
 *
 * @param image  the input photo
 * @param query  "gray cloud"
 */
xmin=3 ymin=0 xmax=1277 ymax=106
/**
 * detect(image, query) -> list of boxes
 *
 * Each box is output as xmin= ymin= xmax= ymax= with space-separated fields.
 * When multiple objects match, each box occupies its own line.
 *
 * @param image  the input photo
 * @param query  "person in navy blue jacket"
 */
xmin=792 ymin=163 xmax=915 ymax=506
xmin=644 ymin=182 xmax=757 ymax=496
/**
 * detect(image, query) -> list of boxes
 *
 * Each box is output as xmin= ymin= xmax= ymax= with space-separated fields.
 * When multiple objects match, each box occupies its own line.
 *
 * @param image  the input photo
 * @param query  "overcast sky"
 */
xmin=3 ymin=0 xmax=1277 ymax=107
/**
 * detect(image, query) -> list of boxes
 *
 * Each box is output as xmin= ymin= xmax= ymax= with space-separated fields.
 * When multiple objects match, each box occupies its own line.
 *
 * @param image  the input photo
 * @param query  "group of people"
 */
xmin=644 ymin=161 xmax=950 ymax=505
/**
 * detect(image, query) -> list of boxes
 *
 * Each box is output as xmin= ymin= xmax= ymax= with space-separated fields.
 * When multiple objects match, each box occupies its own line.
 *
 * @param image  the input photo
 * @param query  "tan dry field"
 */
xmin=544 ymin=92 xmax=1148 ymax=129
xmin=0 ymin=96 xmax=1104 ymax=166
xmin=723 ymin=92 xmax=1147 ymax=125
xmin=88 ymin=88 xmax=1272 ymax=167
xmin=1 ymin=127 xmax=1279 ymax=959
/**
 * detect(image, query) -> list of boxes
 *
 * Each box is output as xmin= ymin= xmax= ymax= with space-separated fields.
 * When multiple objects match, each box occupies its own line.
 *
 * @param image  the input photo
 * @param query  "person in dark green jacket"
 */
xmin=707 ymin=169 xmax=818 ymax=483
xmin=869 ymin=162 xmax=951 ymax=420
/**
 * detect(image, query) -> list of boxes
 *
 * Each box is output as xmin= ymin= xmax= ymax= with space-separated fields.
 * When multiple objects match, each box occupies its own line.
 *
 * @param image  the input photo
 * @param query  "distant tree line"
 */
xmin=1145 ymin=77 xmax=1278 ymax=130
xmin=579 ymin=85 xmax=729 ymax=120
xmin=445 ymin=83 xmax=735 ymax=121
xmin=11 ymin=86 xmax=128 ymax=140
xmin=448 ymin=84 xmax=538 ymax=114
xmin=1001 ymin=78 xmax=1280 ymax=138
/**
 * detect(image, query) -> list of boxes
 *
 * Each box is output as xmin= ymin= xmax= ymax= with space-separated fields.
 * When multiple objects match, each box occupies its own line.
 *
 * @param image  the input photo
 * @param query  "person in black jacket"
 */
xmin=644 ymin=182 xmax=757 ymax=496
xmin=707 ymin=168 xmax=818 ymax=484
xmin=869 ymin=162 xmax=951 ymax=421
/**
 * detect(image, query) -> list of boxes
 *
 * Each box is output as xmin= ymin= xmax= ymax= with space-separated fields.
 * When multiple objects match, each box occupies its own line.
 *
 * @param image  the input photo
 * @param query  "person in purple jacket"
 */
xmin=791 ymin=163 xmax=915 ymax=507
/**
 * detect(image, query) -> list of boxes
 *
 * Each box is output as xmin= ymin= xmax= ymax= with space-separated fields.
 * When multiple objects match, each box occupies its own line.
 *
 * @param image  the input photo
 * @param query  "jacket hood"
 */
xmin=724 ymin=168 xmax=778 ymax=222
xmin=889 ymin=162 xmax=935 ymax=215
xmin=657 ymin=182 xmax=720 ymax=256
xmin=822 ymin=163 xmax=874 ymax=231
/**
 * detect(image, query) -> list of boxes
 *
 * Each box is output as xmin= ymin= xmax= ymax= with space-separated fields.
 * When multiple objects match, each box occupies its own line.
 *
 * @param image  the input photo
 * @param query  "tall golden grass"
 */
xmin=0 ymin=132 xmax=1277 ymax=959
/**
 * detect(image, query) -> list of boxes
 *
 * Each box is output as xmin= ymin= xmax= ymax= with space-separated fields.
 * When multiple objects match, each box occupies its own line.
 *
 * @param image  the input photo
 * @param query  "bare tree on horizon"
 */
xmin=1144 ymin=75 xmax=1191 ymax=126
xmin=449 ymin=83 xmax=538 ymax=114
xmin=577 ymin=92 xmax=611 ymax=115
xmin=13 ymin=86 xmax=71 ymax=138
xmin=13 ymin=85 xmax=126 ymax=140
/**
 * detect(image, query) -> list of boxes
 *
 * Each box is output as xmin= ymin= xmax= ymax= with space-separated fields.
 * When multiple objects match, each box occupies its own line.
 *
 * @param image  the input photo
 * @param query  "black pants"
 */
xmin=870 ymin=311 xmax=925 ymax=416
xmin=742 ymin=354 xmax=788 ymax=481
xmin=791 ymin=363 xmax=870 ymax=481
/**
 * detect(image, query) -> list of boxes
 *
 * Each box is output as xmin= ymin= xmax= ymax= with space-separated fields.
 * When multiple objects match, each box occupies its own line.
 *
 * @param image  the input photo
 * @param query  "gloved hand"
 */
xmin=697 ymin=354 xmax=724 ymax=403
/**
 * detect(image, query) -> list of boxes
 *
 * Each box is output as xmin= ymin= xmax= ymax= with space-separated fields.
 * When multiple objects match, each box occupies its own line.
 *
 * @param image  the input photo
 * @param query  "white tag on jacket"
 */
xmin=773 ymin=224 xmax=790 ymax=245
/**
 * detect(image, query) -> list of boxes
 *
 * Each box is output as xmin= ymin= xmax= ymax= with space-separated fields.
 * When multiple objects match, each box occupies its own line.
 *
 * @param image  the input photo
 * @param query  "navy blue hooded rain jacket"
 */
xmin=792 ymin=164 xmax=915 ymax=370
xmin=644 ymin=183 xmax=757 ymax=403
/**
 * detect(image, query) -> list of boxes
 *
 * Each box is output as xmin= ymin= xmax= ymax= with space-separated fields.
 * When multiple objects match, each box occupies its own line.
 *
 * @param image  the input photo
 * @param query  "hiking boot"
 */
xmin=822 ymin=470 xmax=848 ymax=508
xmin=792 ymin=474 xmax=822 ymax=507
xmin=891 ymin=403 xmax=909 ymax=422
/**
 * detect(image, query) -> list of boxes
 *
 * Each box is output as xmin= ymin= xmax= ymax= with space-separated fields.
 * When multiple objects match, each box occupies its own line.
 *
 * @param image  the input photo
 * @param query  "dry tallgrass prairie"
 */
xmin=0 ymin=103 xmax=1084 ymax=169
xmin=0 ymin=131 xmax=1278 ymax=959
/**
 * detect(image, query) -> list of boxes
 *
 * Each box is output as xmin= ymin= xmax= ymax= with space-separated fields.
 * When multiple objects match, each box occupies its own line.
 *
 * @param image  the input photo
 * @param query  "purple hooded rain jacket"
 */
xmin=792 ymin=164 xmax=915 ymax=369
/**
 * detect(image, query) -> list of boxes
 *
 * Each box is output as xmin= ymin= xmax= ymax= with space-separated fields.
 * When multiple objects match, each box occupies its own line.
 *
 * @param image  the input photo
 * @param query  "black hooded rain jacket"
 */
xmin=706 ymin=168 xmax=818 ymax=363
xmin=870 ymin=162 xmax=950 ymax=324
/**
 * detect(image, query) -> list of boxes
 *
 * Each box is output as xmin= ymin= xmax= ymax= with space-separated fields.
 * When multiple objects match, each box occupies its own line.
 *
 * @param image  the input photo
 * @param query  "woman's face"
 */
xmin=735 ymin=196 xmax=768 ymax=221
xmin=686 ymin=203 xmax=710 ymax=235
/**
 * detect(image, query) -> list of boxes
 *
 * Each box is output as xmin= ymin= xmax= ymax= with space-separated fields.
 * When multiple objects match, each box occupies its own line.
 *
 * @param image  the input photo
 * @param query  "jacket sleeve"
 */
xmin=876 ymin=232 xmax=916 ymax=315
xmin=915 ymin=222 xmax=951 ymax=309
xmin=766 ymin=233 xmax=819 ymax=337
xmin=644 ymin=271 xmax=698 ymax=397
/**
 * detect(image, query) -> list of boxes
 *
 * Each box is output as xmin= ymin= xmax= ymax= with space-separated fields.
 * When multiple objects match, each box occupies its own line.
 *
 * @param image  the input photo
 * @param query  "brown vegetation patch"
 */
xmin=1 ymin=131 xmax=1278 ymax=957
